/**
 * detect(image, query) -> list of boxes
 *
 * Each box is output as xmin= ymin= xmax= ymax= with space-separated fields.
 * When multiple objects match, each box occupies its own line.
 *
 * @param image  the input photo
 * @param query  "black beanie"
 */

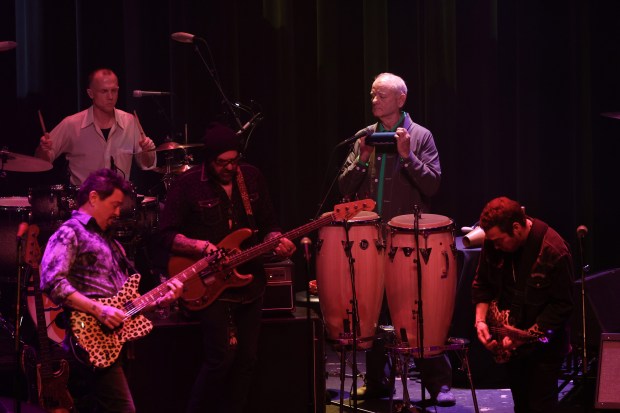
xmin=203 ymin=122 xmax=240 ymax=161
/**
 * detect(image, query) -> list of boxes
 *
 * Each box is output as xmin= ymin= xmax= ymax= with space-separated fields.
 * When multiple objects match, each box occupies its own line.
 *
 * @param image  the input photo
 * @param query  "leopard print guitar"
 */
xmin=69 ymin=274 xmax=153 ymax=369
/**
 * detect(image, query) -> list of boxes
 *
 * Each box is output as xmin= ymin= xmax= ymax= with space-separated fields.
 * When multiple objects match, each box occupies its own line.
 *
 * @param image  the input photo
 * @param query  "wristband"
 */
xmin=474 ymin=320 xmax=486 ymax=328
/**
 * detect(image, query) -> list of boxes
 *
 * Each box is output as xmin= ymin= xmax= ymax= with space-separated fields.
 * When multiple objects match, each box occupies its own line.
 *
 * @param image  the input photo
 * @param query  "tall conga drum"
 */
xmin=385 ymin=214 xmax=457 ymax=356
xmin=316 ymin=211 xmax=384 ymax=349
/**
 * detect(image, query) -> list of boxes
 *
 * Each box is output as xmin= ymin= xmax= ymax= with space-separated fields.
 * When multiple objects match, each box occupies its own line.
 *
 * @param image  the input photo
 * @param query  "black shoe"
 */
xmin=351 ymin=384 xmax=394 ymax=400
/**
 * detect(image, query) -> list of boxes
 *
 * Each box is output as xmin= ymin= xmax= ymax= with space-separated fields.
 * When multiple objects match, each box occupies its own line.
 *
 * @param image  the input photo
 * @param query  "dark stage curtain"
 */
xmin=1 ymin=0 xmax=619 ymax=272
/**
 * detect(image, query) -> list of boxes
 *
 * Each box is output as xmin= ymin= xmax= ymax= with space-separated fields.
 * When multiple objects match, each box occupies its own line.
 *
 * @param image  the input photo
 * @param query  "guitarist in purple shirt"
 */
xmin=472 ymin=196 xmax=574 ymax=413
xmin=40 ymin=168 xmax=183 ymax=413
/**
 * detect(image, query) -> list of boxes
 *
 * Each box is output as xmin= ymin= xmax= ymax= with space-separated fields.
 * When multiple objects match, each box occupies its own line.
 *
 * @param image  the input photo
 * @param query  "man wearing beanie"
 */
xmin=157 ymin=122 xmax=296 ymax=413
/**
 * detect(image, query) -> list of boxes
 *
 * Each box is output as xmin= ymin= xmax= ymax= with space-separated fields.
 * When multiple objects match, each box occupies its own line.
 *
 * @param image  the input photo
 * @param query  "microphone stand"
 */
xmin=341 ymin=221 xmax=361 ymax=413
xmin=412 ymin=205 xmax=427 ymax=408
xmin=301 ymin=238 xmax=316 ymax=413
xmin=314 ymin=140 xmax=356 ymax=220
xmin=577 ymin=233 xmax=589 ymax=376
xmin=189 ymin=42 xmax=243 ymax=130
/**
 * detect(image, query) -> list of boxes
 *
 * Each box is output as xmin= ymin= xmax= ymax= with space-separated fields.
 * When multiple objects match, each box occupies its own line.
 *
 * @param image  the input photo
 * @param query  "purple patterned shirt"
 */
xmin=40 ymin=210 xmax=131 ymax=304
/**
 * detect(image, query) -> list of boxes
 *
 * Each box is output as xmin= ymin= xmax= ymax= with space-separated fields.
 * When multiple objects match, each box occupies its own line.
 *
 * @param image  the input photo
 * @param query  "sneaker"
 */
xmin=350 ymin=384 xmax=394 ymax=400
xmin=434 ymin=387 xmax=456 ymax=407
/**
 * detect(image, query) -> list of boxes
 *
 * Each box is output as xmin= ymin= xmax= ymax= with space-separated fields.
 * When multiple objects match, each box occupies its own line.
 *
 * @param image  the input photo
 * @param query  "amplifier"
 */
xmin=595 ymin=333 xmax=620 ymax=409
xmin=263 ymin=259 xmax=295 ymax=312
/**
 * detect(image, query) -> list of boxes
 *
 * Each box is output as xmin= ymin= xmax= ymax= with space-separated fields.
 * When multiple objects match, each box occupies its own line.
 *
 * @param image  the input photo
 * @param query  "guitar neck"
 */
xmin=223 ymin=212 xmax=335 ymax=269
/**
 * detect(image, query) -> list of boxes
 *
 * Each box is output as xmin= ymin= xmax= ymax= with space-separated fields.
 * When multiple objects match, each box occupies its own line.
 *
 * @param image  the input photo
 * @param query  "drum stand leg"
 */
xmin=387 ymin=349 xmax=421 ymax=413
xmin=449 ymin=338 xmax=480 ymax=413
xmin=335 ymin=343 xmax=364 ymax=413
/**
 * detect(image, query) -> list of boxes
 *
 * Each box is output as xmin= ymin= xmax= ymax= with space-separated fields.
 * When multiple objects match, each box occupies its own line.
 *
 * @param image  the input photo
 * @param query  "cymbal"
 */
xmin=152 ymin=164 xmax=195 ymax=174
xmin=0 ymin=150 xmax=52 ymax=172
xmin=0 ymin=41 xmax=17 ymax=52
xmin=148 ymin=142 xmax=204 ymax=153
xmin=601 ymin=112 xmax=620 ymax=120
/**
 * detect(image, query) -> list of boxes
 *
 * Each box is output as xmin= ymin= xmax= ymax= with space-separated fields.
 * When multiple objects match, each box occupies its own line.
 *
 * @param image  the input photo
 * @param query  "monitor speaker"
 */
xmin=595 ymin=333 xmax=620 ymax=409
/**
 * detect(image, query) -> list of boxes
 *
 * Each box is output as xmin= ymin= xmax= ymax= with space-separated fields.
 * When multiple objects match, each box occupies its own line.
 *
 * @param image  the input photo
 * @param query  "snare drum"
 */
xmin=385 ymin=214 xmax=457 ymax=356
xmin=28 ymin=185 xmax=77 ymax=228
xmin=316 ymin=211 xmax=384 ymax=349
xmin=0 ymin=197 xmax=31 ymax=279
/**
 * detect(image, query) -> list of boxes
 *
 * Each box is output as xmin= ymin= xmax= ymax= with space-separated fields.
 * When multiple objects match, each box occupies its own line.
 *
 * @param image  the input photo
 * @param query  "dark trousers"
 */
xmin=506 ymin=352 xmax=563 ymax=413
xmin=185 ymin=297 xmax=263 ymax=413
xmin=64 ymin=342 xmax=135 ymax=413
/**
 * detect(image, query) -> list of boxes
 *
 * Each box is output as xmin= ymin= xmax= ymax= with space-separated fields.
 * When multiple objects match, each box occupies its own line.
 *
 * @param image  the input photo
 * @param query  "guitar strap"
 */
xmin=509 ymin=218 xmax=548 ymax=326
xmin=235 ymin=166 xmax=258 ymax=239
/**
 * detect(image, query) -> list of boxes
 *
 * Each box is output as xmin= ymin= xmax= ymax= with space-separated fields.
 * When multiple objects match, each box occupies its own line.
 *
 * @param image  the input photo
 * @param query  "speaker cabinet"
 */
xmin=128 ymin=311 xmax=325 ymax=413
xmin=595 ymin=333 xmax=620 ymax=409
xmin=263 ymin=259 xmax=295 ymax=312
xmin=244 ymin=313 xmax=325 ymax=413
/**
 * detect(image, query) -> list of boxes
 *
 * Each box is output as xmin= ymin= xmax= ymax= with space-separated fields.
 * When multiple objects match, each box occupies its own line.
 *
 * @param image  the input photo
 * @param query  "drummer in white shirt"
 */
xmin=35 ymin=67 xmax=156 ymax=186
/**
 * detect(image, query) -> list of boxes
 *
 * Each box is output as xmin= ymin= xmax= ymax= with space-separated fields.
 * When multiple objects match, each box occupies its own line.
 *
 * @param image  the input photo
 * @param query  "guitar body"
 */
xmin=69 ymin=273 xmax=153 ymax=369
xmin=169 ymin=228 xmax=254 ymax=311
xmin=486 ymin=300 xmax=546 ymax=363
xmin=167 ymin=199 xmax=377 ymax=312
xmin=37 ymin=359 xmax=72 ymax=412
xmin=25 ymin=224 xmax=74 ymax=411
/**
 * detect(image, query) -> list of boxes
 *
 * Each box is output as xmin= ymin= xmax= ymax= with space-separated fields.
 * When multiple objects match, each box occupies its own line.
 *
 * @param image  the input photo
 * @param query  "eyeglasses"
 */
xmin=214 ymin=155 xmax=241 ymax=167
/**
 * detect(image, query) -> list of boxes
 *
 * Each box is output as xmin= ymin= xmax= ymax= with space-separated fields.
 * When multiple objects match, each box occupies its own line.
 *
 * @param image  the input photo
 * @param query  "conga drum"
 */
xmin=316 ymin=211 xmax=384 ymax=349
xmin=385 ymin=214 xmax=457 ymax=356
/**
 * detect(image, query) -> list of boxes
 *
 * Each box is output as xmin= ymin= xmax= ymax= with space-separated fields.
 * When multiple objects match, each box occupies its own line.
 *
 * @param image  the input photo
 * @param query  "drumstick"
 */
xmin=133 ymin=110 xmax=146 ymax=138
xmin=38 ymin=109 xmax=48 ymax=134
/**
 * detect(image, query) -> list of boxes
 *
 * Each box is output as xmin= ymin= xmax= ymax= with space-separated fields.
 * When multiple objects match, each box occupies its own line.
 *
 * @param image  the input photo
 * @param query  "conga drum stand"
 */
xmin=386 ymin=339 xmax=480 ymax=413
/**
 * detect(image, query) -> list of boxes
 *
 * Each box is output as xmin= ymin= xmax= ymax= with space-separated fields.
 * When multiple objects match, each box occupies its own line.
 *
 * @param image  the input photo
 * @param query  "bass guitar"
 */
xmin=69 ymin=249 xmax=226 ymax=369
xmin=485 ymin=300 xmax=548 ymax=363
xmin=169 ymin=199 xmax=376 ymax=311
xmin=25 ymin=224 xmax=74 ymax=412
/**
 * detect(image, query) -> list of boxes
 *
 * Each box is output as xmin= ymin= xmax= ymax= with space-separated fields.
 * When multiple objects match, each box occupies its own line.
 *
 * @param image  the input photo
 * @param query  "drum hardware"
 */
xmin=317 ymin=211 xmax=385 ymax=413
xmin=385 ymin=208 xmax=459 ymax=408
xmin=601 ymin=112 xmax=620 ymax=120
xmin=0 ymin=148 xmax=52 ymax=174
xmin=385 ymin=338 xmax=481 ymax=413
xmin=0 ymin=40 xmax=17 ymax=52
xmin=147 ymin=141 xmax=200 ymax=191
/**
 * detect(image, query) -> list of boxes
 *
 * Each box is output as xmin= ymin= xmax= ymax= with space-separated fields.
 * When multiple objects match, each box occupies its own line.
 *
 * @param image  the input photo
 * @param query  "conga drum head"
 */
xmin=387 ymin=213 xmax=453 ymax=231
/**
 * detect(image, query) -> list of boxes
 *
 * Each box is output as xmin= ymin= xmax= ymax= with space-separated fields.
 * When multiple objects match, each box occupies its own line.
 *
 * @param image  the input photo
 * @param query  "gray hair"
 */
xmin=374 ymin=72 xmax=408 ymax=95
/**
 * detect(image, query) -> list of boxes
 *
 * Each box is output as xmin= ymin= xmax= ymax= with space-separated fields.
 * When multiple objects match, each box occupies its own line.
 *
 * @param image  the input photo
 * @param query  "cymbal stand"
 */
xmin=13 ymin=227 xmax=27 ymax=413
xmin=160 ymin=148 xmax=186 ymax=192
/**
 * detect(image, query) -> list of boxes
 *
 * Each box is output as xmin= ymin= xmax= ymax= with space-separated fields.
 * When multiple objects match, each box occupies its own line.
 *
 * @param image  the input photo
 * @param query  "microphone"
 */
xmin=16 ymin=222 xmax=29 ymax=241
xmin=133 ymin=90 xmax=171 ymax=98
xmin=171 ymin=32 xmax=206 ymax=44
xmin=110 ymin=156 xmax=117 ymax=173
xmin=576 ymin=225 xmax=588 ymax=238
xmin=236 ymin=112 xmax=263 ymax=136
xmin=300 ymin=237 xmax=312 ymax=262
xmin=335 ymin=127 xmax=373 ymax=147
